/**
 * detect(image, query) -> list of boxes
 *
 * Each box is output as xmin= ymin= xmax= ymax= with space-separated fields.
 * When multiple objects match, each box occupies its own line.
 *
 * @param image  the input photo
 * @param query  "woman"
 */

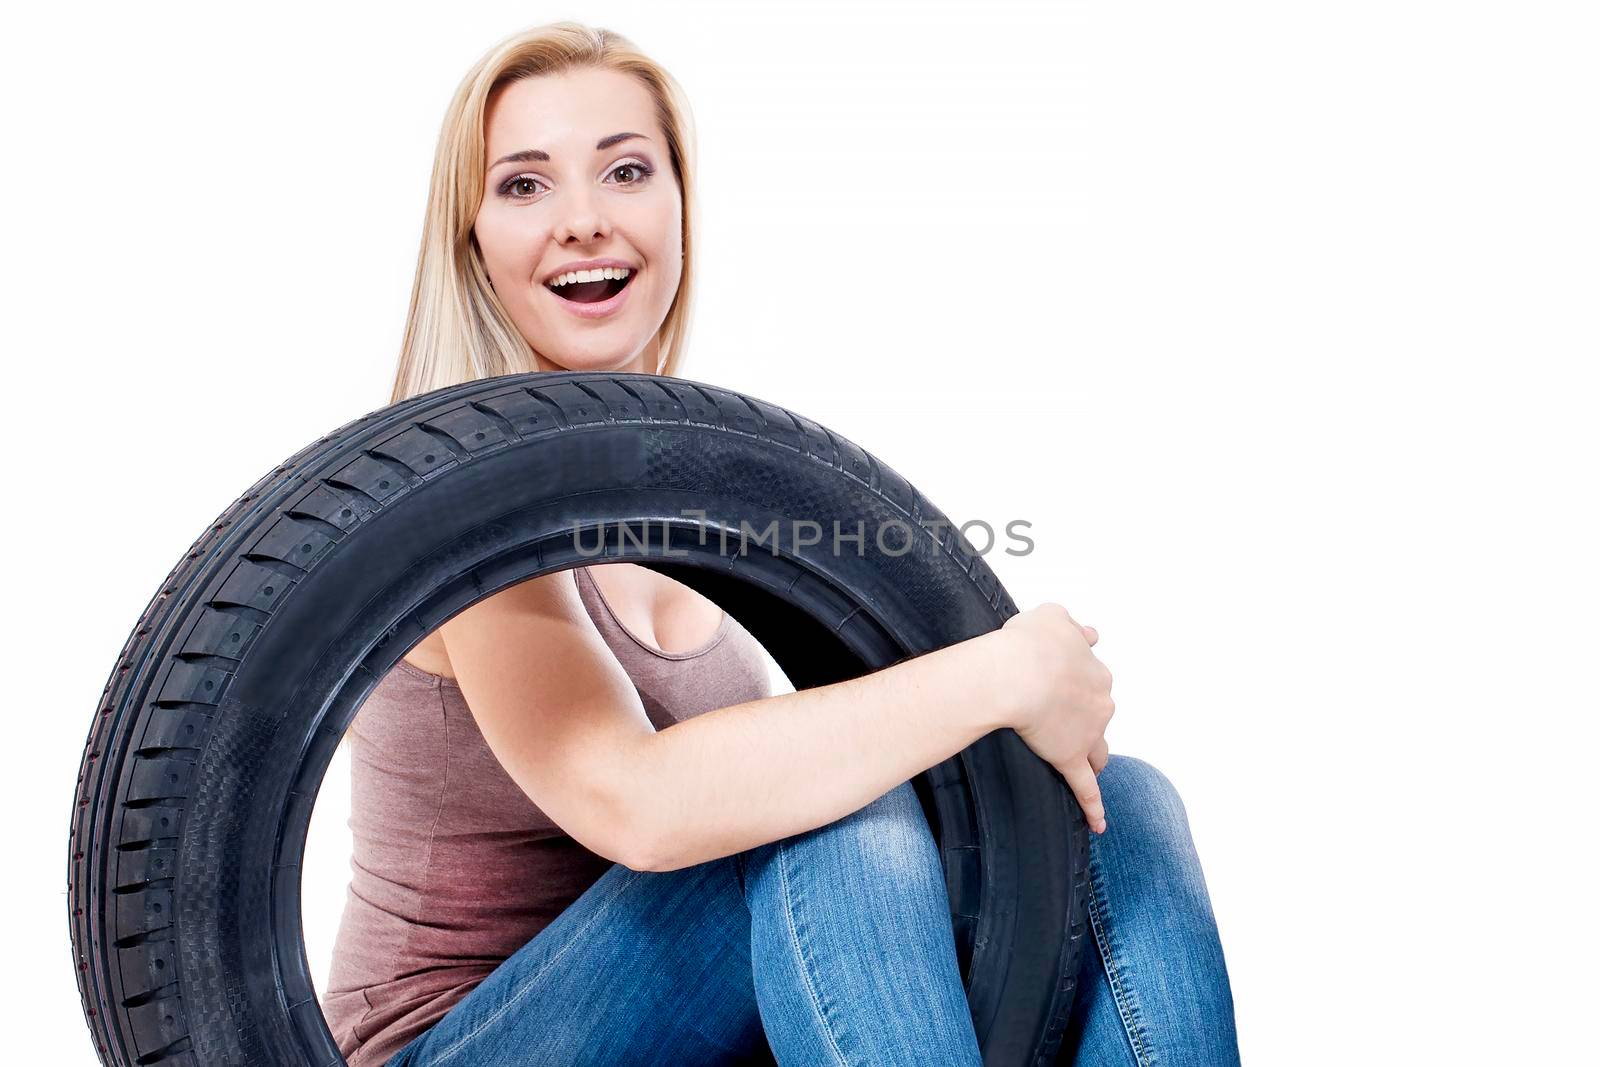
xmin=320 ymin=21 xmax=1239 ymax=1067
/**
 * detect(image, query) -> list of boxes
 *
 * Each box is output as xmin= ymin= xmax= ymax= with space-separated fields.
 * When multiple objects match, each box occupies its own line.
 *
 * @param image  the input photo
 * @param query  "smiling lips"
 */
xmin=544 ymin=267 xmax=637 ymax=319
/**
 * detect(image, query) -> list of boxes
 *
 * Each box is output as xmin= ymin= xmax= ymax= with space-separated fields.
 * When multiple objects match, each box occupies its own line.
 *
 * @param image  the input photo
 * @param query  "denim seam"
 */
xmin=1087 ymin=857 xmax=1157 ymax=1066
xmin=776 ymin=839 xmax=852 ymax=1066
xmin=420 ymin=868 xmax=646 ymax=1067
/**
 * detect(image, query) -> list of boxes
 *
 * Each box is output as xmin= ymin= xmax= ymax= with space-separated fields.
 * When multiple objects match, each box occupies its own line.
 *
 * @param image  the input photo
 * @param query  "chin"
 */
xmin=537 ymin=343 xmax=650 ymax=375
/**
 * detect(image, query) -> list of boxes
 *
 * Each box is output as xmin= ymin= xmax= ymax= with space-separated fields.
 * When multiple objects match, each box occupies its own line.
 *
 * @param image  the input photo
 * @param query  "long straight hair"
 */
xmin=388 ymin=22 xmax=699 ymax=404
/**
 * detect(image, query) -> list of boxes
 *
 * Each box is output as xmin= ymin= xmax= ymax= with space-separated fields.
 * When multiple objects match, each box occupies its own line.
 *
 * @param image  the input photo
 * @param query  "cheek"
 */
xmin=624 ymin=191 xmax=681 ymax=252
xmin=474 ymin=208 xmax=543 ymax=282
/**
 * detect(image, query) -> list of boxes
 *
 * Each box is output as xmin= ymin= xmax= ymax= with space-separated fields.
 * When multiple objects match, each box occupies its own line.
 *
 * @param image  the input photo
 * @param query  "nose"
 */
xmin=552 ymin=184 xmax=610 ymax=246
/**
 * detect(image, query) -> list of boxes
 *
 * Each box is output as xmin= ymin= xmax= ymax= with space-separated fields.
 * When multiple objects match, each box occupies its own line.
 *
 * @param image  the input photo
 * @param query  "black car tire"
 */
xmin=68 ymin=371 xmax=1091 ymax=1066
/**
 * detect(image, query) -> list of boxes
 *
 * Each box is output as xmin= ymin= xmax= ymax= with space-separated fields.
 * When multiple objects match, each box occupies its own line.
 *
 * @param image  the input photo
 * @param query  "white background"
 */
xmin=9 ymin=1 xmax=1597 ymax=1063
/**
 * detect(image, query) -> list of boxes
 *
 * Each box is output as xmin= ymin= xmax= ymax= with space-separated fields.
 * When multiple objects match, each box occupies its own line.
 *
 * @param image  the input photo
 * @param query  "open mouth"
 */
xmin=545 ymin=271 xmax=635 ymax=304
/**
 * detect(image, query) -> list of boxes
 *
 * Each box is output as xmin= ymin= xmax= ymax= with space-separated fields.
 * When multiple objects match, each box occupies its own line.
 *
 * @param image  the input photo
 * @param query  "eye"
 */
xmin=498 ymin=174 xmax=548 ymax=200
xmin=607 ymin=159 xmax=655 ymax=186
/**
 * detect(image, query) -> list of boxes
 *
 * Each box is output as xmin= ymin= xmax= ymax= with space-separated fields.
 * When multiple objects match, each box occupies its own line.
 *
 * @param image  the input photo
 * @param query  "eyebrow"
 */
xmin=490 ymin=132 xmax=647 ymax=169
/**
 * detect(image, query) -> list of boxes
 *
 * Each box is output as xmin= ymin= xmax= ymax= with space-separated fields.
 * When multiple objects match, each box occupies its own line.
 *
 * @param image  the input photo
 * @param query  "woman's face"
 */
xmin=474 ymin=67 xmax=683 ymax=374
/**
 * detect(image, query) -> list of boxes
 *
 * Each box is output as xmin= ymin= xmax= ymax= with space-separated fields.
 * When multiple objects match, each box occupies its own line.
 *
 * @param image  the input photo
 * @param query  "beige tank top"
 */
xmin=319 ymin=565 xmax=772 ymax=1067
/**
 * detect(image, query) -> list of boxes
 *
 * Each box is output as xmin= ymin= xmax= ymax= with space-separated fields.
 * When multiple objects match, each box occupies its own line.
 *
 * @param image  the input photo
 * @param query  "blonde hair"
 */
xmin=388 ymin=22 xmax=699 ymax=404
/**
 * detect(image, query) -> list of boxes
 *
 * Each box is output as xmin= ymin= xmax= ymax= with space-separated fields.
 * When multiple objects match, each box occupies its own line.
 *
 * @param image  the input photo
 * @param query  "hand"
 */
xmin=998 ymin=603 xmax=1115 ymax=833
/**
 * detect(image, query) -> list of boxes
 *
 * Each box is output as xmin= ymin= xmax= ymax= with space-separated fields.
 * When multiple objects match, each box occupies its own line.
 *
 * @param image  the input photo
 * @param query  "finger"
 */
xmin=1060 ymin=758 xmax=1107 ymax=834
xmin=1080 ymin=624 xmax=1098 ymax=646
xmin=1088 ymin=735 xmax=1109 ymax=775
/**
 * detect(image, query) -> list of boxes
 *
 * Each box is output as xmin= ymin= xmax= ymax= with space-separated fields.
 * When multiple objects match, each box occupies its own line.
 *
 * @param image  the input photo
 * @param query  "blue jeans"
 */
xmin=383 ymin=755 xmax=1238 ymax=1066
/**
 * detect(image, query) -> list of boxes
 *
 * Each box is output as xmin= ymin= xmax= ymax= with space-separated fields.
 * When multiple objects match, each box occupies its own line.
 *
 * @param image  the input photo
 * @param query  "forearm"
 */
xmin=617 ymin=628 xmax=1020 ymax=872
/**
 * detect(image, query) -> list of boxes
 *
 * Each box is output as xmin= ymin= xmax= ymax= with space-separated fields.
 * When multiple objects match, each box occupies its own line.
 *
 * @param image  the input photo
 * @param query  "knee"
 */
xmin=787 ymin=779 xmax=941 ymax=881
xmin=1098 ymin=754 xmax=1193 ymax=842
xmin=851 ymin=779 xmax=941 ymax=874
xmin=1092 ymin=754 xmax=1219 ymax=918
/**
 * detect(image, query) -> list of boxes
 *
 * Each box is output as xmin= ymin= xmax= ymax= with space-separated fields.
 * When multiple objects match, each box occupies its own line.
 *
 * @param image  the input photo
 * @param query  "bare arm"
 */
xmin=619 ymin=631 xmax=1018 ymax=871
xmin=439 ymin=571 xmax=1102 ymax=876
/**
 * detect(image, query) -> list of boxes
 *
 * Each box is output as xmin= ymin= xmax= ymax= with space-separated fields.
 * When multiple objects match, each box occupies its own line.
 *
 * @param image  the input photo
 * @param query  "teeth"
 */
xmin=548 ymin=267 xmax=631 ymax=287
